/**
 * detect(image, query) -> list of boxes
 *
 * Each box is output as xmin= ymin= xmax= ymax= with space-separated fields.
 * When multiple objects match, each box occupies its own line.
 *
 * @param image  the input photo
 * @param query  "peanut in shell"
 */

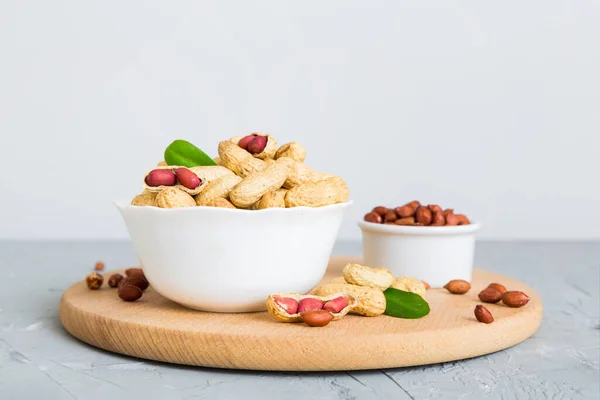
xmin=343 ymin=263 xmax=394 ymax=291
xmin=312 ymin=283 xmax=386 ymax=317
xmin=195 ymin=174 xmax=242 ymax=206
xmin=284 ymin=176 xmax=349 ymax=208
xmin=229 ymin=159 xmax=291 ymax=208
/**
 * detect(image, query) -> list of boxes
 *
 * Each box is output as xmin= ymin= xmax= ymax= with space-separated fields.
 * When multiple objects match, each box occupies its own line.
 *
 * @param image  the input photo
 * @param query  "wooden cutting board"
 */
xmin=59 ymin=256 xmax=543 ymax=371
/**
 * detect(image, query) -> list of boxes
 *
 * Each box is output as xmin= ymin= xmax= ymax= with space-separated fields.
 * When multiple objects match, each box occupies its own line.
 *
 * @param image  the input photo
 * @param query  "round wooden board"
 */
xmin=59 ymin=256 xmax=543 ymax=371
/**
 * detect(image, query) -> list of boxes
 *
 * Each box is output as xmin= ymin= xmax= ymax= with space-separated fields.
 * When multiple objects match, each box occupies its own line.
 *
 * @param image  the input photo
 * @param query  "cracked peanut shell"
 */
xmin=156 ymin=187 xmax=196 ymax=208
xmin=312 ymin=283 xmax=386 ymax=317
xmin=142 ymin=166 xmax=205 ymax=196
xmin=266 ymin=292 xmax=357 ymax=323
xmin=187 ymin=165 xmax=234 ymax=187
xmin=343 ymin=263 xmax=394 ymax=291
xmin=284 ymin=176 xmax=349 ymax=208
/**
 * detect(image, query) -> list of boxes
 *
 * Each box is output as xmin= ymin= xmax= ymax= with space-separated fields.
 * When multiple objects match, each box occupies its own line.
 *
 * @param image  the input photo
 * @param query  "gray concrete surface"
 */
xmin=0 ymin=241 xmax=598 ymax=400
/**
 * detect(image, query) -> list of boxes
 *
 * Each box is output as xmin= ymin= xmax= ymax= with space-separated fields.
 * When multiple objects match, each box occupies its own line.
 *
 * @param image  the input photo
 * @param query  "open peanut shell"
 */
xmin=230 ymin=133 xmax=277 ymax=160
xmin=266 ymin=292 xmax=358 ymax=323
xmin=142 ymin=166 xmax=206 ymax=196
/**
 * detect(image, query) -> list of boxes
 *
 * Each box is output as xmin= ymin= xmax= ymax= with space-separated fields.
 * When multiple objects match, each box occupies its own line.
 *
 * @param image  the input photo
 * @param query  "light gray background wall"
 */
xmin=1 ymin=1 xmax=598 ymax=241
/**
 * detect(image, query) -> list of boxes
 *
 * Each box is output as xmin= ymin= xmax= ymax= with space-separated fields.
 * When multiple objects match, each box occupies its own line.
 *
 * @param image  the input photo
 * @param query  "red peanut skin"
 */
xmin=301 ymin=310 xmax=334 ymax=327
xmin=372 ymin=206 xmax=388 ymax=217
xmin=238 ymin=134 xmax=256 ymax=150
xmin=175 ymin=168 xmax=201 ymax=189
xmin=323 ymin=297 xmax=349 ymax=313
xmin=298 ymin=298 xmax=324 ymax=313
xmin=145 ymin=169 xmax=176 ymax=187
xmin=384 ymin=210 xmax=398 ymax=223
xmin=430 ymin=211 xmax=445 ymax=226
xmin=274 ymin=297 xmax=299 ymax=314
xmin=395 ymin=205 xmax=417 ymax=218
xmin=247 ymin=136 xmax=268 ymax=154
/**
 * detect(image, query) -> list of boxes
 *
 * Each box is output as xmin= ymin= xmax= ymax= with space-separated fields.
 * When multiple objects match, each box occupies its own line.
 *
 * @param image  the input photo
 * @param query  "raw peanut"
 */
xmin=108 ymin=273 xmax=123 ymax=288
xmin=312 ymin=283 xmax=386 ymax=317
xmin=229 ymin=159 xmax=290 ymax=208
xmin=474 ymin=305 xmax=494 ymax=324
xmin=118 ymin=284 xmax=142 ymax=302
xmin=120 ymin=276 xmax=149 ymax=292
xmin=156 ymin=161 xmax=167 ymax=167
xmin=194 ymin=174 xmax=242 ymax=206
xmin=478 ymin=287 xmax=503 ymax=303
xmin=443 ymin=208 xmax=454 ymax=217
xmin=298 ymin=298 xmax=324 ymax=313
xmin=323 ymin=296 xmax=349 ymax=313
xmin=247 ymin=135 xmax=268 ymax=154
xmin=284 ymin=176 xmax=349 ymax=208
xmin=205 ymin=197 xmax=237 ymax=208
xmin=502 ymin=291 xmax=530 ymax=308
xmin=188 ymin=165 xmax=235 ymax=185
xmin=94 ymin=261 xmax=105 ymax=271
xmin=446 ymin=213 xmax=460 ymax=226
xmin=415 ymin=206 xmax=433 ymax=225
xmin=455 ymin=214 xmax=471 ymax=225
xmin=301 ymin=310 xmax=334 ymax=327
xmin=343 ymin=263 xmax=394 ymax=291
xmin=487 ymin=283 xmax=507 ymax=295
xmin=430 ymin=211 xmax=445 ymax=226
xmin=390 ymin=276 xmax=426 ymax=297
xmin=175 ymin=168 xmax=201 ymax=189
xmin=217 ymin=141 xmax=267 ymax=177
xmin=372 ymin=206 xmax=388 ymax=217
xmin=238 ymin=134 xmax=257 ymax=150
xmin=277 ymin=158 xmax=328 ymax=189
xmin=444 ymin=279 xmax=471 ymax=294
xmin=145 ymin=169 xmax=176 ymax=187
xmin=394 ymin=217 xmax=415 ymax=225
xmin=408 ymin=200 xmax=421 ymax=208
xmin=422 ymin=281 xmax=431 ymax=290
xmin=144 ymin=166 xmax=205 ymax=195
xmin=85 ymin=272 xmax=103 ymax=290
xmin=266 ymin=293 xmax=357 ymax=322
xmin=274 ymin=142 xmax=306 ymax=162
xmin=156 ymin=187 xmax=196 ymax=208
xmin=428 ymin=204 xmax=442 ymax=214
xmin=364 ymin=212 xmax=382 ymax=224
xmin=249 ymin=133 xmax=277 ymax=159
xmin=258 ymin=188 xmax=287 ymax=209
xmin=273 ymin=296 xmax=299 ymax=314
xmin=384 ymin=210 xmax=398 ymax=223
xmin=125 ymin=268 xmax=145 ymax=279
xmin=131 ymin=190 xmax=158 ymax=207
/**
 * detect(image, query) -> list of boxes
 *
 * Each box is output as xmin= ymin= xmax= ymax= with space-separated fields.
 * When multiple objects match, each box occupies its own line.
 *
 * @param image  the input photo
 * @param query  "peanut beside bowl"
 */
xmin=115 ymin=200 xmax=352 ymax=312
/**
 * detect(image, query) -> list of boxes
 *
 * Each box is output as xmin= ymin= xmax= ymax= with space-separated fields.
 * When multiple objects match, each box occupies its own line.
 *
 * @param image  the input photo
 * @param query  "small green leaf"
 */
xmin=383 ymin=288 xmax=430 ymax=319
xmin=164 ymin=139 xmax=217 ymax=167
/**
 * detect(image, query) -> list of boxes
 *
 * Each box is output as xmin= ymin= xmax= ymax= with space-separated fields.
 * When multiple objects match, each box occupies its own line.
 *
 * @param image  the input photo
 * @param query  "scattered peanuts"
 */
xmin=478 ymin=287 xmax=503 ymax=303
xmin=364 ymin=201 xmax=471 ymax=226
xmin=108 ymin=273 xmax=123 ymax=288
xmin=502 ymin=291 xmax=530 ymax=308
xmin=94 ymin=261 xmax=105 ymax=271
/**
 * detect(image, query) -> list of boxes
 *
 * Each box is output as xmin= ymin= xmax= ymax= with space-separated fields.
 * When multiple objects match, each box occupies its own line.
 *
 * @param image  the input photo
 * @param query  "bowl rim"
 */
xmin=115 ymin=200 xmax=353 ymax=213
xmin=358 ymin=219 xmax=481 ymax=236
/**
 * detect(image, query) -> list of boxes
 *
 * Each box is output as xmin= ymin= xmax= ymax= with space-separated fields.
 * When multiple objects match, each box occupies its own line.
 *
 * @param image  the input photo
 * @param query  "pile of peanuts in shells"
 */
xmin=364 ymin=201 xmax=471 ymax=226
xmin=86 ymin=262 xmax=150 ymax=302
xmin=131 ymin=133 xmax=349 ymax=209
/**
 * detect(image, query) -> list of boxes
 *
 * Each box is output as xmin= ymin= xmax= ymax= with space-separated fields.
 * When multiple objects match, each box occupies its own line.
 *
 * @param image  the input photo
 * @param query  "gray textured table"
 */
xmin=0 ymin=241 xmax=598 ymax=400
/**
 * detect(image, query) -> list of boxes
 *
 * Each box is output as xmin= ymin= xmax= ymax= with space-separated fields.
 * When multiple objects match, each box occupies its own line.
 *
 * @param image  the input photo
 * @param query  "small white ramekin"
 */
xmin=116 ymin=201 xmax=352 ymax=313
xmin=358 ymin=221 xmax=482 ymax=288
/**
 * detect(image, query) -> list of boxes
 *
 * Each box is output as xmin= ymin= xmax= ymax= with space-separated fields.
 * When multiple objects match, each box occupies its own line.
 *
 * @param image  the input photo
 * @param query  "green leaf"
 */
xmin=164 ymin=139 xmax=217 ymax=167
xmin=383 ymin=288 xmax=430 ymax=319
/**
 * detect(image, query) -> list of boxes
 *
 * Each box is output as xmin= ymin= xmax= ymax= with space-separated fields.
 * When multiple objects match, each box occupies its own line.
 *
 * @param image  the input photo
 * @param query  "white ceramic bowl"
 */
xmin=358 ymin=221 xmax=481 ymax=288
xmin=115 ymin=201 xmax=352 ymax=312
